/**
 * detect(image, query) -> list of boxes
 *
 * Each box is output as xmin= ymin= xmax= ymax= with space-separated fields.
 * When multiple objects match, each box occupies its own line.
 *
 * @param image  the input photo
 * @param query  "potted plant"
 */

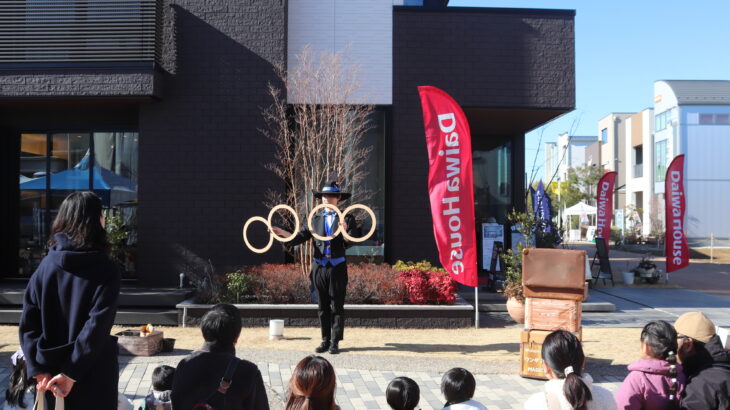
xmin=502 ymin=209 xmax=565 ymax=323
xmin=633 ymin=256 xmax=659 ymax=284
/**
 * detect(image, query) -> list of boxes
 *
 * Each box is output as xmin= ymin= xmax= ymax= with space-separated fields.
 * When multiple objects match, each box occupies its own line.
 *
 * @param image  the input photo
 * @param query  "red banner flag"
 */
xmin=596 ymin=171 xmax=617 ymax=251
xmin=417 ymin=86 xmax=478 ymax=287
xmin=666 ymin=155 xmax=689 ymax=272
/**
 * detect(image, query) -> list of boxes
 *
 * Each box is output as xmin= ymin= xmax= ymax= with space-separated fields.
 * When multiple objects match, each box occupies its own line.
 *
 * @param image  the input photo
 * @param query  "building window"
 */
xmin=655 ymin=140 xmax=667 ymax=182
xmin=600 ymin=128 xmax=608 ymax=144
xmin=346 ymin=109 xmax=386 ymax=261
xmin=634 ymin=145 xmax=643 ymax=178
xmin=655 ymin=110 xmax=672 ymax=131
xmin=18 ymin=131 xmax=139 ymax=278
xmin=699 ymin=114 xmax=714 ymax=124
xmin=716 ymin=114 xmax=730 ymax=124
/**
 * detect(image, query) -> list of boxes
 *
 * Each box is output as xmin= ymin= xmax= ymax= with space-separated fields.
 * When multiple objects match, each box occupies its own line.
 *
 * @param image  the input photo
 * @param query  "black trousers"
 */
xmin=313 ymin=261 xmax=348 ymax=342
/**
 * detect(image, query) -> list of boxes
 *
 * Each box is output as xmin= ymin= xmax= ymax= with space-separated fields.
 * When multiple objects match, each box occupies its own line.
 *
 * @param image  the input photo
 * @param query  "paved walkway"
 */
xmin=111 ymin=348 xmax=624 ymax=410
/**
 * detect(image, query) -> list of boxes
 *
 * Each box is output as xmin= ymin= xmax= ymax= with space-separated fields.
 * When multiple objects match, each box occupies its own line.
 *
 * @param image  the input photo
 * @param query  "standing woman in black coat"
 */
xmin=19 ymin=191 xmax=121 ymax=409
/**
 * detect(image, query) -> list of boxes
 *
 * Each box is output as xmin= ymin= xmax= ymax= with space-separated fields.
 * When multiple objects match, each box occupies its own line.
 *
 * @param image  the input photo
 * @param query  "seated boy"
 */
xmin=140 ymin=365 xmax=174 ymax=410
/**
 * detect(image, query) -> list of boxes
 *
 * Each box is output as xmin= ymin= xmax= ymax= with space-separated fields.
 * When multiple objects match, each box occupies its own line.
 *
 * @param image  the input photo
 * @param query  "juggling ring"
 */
xmin=307 ymin=203 xmax=377 ymax=243
xmin=242 ymin=204 xmax=300 ymax=254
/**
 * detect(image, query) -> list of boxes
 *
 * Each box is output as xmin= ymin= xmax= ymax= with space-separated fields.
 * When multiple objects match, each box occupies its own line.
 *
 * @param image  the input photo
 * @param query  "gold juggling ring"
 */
xmin=341 ymin=204 xmax=377 ymax=243
xmin=267 ymin=204 xmax=300 ymax=242
xmin=308 ymin=203 xmax=344 ymax=241
xmin=242 ymin=216 xmax=274 ymax=254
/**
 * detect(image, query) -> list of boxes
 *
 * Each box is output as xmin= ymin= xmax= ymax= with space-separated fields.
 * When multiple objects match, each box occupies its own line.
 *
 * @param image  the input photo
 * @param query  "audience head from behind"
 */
xmin=152 ymin=365 xmax=175 ymax=392
xmin=441 ymin=367 xmax=486 ymax=409
xmin=541 ymin=330 xmax=591 ymax=410
xmin=48 ymin=191 xmax=109 ymax=252
xmin=641 ymin=321 xmax=680 ymax=399
xmin=200 ymin=303 xmax=242 ymax=348
xmin=386 ymin=376 xmax=420 ymax=410
xmin=286 ymin=355 xmax=337 ymax=410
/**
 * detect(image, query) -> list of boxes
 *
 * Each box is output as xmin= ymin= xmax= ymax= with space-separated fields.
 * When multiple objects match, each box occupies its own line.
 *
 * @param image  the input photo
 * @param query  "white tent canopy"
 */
xmin=563 ymin=201 xmax=596 ymax=216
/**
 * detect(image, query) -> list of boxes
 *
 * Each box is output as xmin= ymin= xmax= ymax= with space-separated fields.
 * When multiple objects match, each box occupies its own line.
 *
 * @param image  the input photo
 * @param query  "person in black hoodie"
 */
xmin=271 ymin=180 xmax=358 ymax=355
xmin=674 ymin=311 xmax=730 ymax=409
xmin=19 ymin=191 xmax=121 ymax=409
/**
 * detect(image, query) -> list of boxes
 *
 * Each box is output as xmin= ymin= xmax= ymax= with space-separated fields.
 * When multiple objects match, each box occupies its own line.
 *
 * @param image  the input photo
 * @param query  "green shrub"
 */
xmin=224 ymin=270 xmax=254 ymax=304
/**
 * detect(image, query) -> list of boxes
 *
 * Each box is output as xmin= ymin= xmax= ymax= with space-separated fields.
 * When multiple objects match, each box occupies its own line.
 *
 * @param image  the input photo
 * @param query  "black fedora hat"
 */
xmin=312 ymin=181 xmax=351 ymax=200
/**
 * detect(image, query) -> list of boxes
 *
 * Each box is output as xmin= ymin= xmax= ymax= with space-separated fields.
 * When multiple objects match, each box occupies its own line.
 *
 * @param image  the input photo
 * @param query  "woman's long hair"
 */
xmin=48 ymin=191 xmax=109 ymax=252
xmin=285 ymin=355 xmax=337 ymax=410
xmin=542 ymin=330 xmax=592 ymax=410
xmin=5 ymin=357 xmax=33 ymax=407
xmin=641 ymin=320 xmax=680 ymax=407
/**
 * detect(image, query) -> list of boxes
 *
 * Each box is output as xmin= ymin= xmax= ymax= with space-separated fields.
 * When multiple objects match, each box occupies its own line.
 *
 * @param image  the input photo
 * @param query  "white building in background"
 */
xmin=544 ymin=141 xmax=559 ymax=182
xmin=651 ymin=80 xmax=730 ymax=247
xmin=554 ymin=133 xmax=600 ymax=183
xmin=624 ymin=108 xmax=654 ymax=236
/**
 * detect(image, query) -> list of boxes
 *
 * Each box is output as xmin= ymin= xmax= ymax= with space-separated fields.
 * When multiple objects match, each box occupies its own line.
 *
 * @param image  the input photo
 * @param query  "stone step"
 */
xmin=0 ymin=308 xmax=179 ymax=326
xmin=0 ymin=287 xmax=192 ymax=307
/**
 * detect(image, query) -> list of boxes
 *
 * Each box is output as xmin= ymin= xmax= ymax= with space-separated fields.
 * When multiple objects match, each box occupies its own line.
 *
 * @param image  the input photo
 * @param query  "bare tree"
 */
xmin=260 ymin=46 xmax=375 ymax=274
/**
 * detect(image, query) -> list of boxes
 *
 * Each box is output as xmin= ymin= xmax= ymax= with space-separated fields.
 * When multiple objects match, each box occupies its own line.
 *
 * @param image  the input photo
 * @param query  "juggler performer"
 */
xmin=271 ymin=181 xmax=357 ymax=354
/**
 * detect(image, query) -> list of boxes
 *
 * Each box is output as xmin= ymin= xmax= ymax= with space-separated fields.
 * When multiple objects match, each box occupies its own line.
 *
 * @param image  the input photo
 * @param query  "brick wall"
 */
xmin=136 ymin=0 xmax=287 ymax=285
xmin=389 ymin=7 xmax=575 ymax=264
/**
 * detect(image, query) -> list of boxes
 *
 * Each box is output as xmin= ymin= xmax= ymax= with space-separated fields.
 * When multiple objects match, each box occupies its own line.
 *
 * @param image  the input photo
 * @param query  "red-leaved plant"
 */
xmin=395 ymin=262 xmax=457 ymax=305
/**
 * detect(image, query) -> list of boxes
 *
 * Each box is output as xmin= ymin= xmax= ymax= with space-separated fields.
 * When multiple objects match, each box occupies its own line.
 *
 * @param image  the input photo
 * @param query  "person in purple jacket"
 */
xmin=615 ymin=320 xmax=686 ymax=410
xmin=19 ymin=191 xmax=121 ymax=409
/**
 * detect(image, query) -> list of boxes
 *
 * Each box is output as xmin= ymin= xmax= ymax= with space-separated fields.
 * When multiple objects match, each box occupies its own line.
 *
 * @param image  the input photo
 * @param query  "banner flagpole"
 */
xmin=474 ymin=286 xmax=479 ymax=328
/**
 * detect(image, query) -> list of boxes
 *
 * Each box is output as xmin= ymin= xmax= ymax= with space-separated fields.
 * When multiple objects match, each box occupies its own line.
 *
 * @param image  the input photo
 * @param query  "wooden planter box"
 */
xmin=116 ymin=330 xmax=163 ymax=356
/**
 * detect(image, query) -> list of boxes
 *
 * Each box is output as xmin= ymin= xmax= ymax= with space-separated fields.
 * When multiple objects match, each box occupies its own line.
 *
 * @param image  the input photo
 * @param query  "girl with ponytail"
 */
xmin=524 ymin=330 xmax=616 ymax=410
xmin=615 ymin=320 xmax=686 ymax=409
xmin=285 ymin=355 xmax=339 ymax=410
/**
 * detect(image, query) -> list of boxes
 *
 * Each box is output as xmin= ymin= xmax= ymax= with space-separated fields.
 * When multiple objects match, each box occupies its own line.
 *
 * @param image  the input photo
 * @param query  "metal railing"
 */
xmin=0 ymin=0 xmax=162 ymax=66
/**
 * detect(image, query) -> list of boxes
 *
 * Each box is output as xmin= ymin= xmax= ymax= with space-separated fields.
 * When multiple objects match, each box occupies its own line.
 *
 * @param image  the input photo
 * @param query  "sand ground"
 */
xmin=0 ymin=326 xmax=643 ymax=366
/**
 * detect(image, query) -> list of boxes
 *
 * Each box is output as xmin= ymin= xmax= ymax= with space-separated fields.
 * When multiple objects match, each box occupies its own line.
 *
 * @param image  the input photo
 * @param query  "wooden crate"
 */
xmin=520 ymin=328 xmax=582 ymax=379
xmin=525 ymin=297 xmax=581 ymax=332
xmin=116 ymin=330 xmax=163 ymax=356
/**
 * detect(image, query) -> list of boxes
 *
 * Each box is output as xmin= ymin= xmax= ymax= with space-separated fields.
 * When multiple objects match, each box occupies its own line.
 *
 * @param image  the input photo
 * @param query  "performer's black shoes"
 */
xmin=315 ymin=340 xmax=330 ymax=353
xmin=329 ymin=342 xmax=340 ymax=354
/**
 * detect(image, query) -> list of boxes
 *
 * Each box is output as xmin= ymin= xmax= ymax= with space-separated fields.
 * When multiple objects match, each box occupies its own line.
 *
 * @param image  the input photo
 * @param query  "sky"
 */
xmin=449 ymin=0 xmax=730 ymax=181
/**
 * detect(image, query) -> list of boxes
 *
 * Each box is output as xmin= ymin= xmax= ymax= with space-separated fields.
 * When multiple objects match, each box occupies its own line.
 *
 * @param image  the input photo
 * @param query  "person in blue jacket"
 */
xmin=19 ymin=191 xmax=121 ymax=409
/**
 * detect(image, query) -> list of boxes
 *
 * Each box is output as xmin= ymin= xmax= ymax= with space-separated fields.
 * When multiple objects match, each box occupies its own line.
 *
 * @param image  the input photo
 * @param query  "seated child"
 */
xmin=441 ymin=368 xmax=487 ymax=410
xmin=3 ymin=350 xmax=34 ymax=410
xmin=386 ymin=376 xmax=420 ymax=410
xmin=615 ymin=320 xmax=686 ymax=410
xmin=140 ymin=365 xmax=174 ymax=410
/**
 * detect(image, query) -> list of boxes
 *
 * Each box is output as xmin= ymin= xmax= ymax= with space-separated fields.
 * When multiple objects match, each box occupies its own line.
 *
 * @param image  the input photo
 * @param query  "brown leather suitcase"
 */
xmin=522 ymin=248 xmax=586 ymax=300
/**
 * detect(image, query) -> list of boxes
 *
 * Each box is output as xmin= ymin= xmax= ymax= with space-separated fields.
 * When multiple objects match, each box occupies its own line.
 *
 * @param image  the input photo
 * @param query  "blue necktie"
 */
xmin=324 ymin=211 xmax=333 ymax=256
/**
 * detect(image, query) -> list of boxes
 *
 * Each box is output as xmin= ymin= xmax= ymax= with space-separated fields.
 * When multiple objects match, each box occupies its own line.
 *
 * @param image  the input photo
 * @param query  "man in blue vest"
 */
xmin=271 ymin=181 xmax=357 ymax=354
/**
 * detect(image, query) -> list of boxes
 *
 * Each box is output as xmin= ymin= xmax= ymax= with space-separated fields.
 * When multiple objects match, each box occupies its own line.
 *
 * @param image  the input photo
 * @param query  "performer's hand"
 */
xmin=34 ymin=373 xmax=52 ymax=391
xmin=270 ymin=226 xmax=291 ymax=237
xmin=48 ymin=373 xmax=75 ymax=398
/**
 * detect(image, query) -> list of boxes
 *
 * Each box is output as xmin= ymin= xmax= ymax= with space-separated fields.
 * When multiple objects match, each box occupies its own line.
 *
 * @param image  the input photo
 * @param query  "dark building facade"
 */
xmin=0 ymin=1 xmax=574 ymax=286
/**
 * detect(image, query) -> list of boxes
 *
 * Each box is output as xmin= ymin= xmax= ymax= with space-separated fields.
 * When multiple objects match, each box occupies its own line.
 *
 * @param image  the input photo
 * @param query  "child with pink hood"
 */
xmin=615 ymin=320 xmax=686 ymax=409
